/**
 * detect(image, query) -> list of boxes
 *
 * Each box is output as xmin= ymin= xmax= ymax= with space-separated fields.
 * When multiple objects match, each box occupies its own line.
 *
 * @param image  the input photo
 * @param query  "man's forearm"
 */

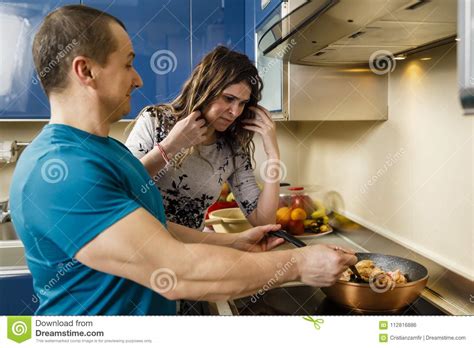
xmin=75 ymin=208 xmax=300 ymax=304
xmin=151 ymin=241 xmax=300 ymax=302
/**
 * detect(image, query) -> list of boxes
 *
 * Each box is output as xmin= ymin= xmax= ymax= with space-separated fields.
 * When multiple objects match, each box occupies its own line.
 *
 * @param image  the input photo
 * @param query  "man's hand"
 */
xmin=295 ymin=244 xmax=357 ymax=287
xmin=231 ymin=224 xmax=285 ymax=252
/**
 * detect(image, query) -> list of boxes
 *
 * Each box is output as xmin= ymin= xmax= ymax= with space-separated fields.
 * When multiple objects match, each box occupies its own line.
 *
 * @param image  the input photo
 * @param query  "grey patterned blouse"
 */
xmin=125 ymin=106 xmax=260 ymax=230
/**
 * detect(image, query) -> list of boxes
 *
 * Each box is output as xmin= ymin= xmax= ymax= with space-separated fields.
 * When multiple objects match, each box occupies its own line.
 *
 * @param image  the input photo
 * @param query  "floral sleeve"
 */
xmin=125 ymin=107 xmax=158 ymax=159
xmin=227 ymin=150 xmax=261 ymax=217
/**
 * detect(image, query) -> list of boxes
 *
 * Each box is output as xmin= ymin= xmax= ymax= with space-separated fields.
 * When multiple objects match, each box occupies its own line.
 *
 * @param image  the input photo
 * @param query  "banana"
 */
xmin=319 ymin=225 xmax=329 ymax=233
xmin=226 ymin=192 xmax=235 ymax=202
xmin=311 ymin=207 xmax=326 ymax=219
xmin=311 ymin=200 xmax=327 ymax=219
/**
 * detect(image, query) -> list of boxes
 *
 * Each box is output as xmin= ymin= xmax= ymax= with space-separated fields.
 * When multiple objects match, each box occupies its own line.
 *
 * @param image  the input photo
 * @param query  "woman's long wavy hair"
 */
xmin=141 ymin=46 xmax=263 ymax=166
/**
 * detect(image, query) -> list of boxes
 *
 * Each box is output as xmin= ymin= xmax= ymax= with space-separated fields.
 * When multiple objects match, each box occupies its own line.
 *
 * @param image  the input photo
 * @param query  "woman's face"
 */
xmin=203 ymin=82 xmax=252 ymax=132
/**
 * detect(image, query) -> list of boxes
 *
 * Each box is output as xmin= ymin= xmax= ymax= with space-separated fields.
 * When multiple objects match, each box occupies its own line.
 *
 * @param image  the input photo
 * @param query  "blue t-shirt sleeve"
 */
xmin=23 ymin=145 xmax=141 ymax=258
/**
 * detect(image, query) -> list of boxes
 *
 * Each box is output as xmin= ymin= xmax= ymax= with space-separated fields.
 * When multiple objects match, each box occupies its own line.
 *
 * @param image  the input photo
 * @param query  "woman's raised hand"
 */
xmin=242 ymin=106 xmax=280 ymax=159
xmin=160 ymin=111 xmax=208 ymax=156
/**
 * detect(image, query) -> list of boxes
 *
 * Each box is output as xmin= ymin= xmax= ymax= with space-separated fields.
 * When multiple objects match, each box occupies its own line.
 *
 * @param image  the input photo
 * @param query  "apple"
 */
xmin=287 ymin=220 xmax=304 ymax=235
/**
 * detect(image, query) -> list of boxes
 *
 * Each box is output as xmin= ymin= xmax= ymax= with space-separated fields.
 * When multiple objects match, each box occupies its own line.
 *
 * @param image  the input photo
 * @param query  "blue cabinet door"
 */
xmin=0 ymin=273 xmax=38 ymax=315
xmin=0 ymin=0 xmax=77 ymax=120
xmin=254 ymin=0 xmax=283 ymax=29
xmin=244 ymin=0 xmax=256 ymax=62
xmin=83 ymin=0 xmax=192 ymax=119
xmin=191 ymin=0 xmax=246 ymax=67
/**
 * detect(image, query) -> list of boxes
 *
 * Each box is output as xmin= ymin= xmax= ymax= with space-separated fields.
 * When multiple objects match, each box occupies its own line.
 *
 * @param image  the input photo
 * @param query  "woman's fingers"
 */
xmin=242 ymin=119 xmax=265 ymax=128
xmin=243 ymin=120 xmax=273 ymax=137
xmin=249 ymin=105 xmax=273 ymax=124
xmin=242 ymin=125 xmax=263 ymax=134
xmin=197 ymin=118 xmax=206 ymax=128
xmin=242 ymin=116 xmax=271 ymax=128
xmin=189 ymin=110 xmax=202 ymax=119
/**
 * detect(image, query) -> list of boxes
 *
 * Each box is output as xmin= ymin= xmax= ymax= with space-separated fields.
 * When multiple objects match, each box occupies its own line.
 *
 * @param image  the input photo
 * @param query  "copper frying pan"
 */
xmin=269 ymin=230 xmax=429 ymax=313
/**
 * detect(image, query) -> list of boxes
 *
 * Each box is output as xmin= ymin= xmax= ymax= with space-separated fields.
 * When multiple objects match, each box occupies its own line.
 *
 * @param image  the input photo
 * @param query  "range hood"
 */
xmin=259 ymin=0 xmax=457 ymax=65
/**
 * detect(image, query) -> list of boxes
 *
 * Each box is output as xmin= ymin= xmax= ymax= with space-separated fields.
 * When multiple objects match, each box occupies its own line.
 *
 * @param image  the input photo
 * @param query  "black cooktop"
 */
xmin=231 ymin=286 xmax=447 ymax=315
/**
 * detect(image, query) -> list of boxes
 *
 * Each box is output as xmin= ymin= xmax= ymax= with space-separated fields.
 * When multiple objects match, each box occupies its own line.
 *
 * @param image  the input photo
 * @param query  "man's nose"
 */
xmin=133 ymin=69 xmax=143 ymax=89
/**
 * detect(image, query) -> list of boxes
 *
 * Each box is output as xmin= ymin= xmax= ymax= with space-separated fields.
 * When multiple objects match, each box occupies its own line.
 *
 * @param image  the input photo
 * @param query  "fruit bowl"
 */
xmin=277 ymin=186 xmax=332 ymax=236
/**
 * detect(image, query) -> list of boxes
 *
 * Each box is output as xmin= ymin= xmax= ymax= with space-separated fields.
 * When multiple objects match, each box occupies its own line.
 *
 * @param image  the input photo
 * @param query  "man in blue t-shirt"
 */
xmin=9 ymin=5 xmax=356 ymax=315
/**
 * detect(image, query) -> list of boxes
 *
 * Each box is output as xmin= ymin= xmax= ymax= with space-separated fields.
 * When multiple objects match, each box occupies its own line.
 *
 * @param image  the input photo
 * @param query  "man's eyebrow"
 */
xmin=223 ymin=93 xmax=250 ymax=103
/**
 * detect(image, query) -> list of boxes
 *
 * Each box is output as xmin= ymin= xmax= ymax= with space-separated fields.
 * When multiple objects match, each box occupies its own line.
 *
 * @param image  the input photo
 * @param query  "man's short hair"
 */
xmin=32 ymin=5 xmax=126 ymax=96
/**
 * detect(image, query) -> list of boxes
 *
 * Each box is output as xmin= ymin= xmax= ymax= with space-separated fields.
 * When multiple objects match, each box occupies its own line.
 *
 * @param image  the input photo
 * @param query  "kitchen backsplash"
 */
xmin=0 ymin=122 xmax=137 ymax=200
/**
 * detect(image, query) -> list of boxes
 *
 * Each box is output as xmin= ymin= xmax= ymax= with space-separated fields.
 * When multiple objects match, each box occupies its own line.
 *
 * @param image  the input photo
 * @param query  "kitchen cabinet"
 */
xmin=244 ymin=0 xmax=256 ymax=62
xmin=255 ymin=0 xmax=388 ymax=121
xmin=83 ymin=0 xmax=192 ymax=119
xmin=1 ymin=0 xmax=252 ymax=120
xmin=286 ymin=63 xmax=388 ymax=121
xmin=0 ymin=0 xmax=76 ymax=120
xmin=191 ymin=0 xmax=246 ymax=67
xmin=0 ymin=273 xmax=37 ymax=315
xmin=255 ymin=1 xmax=286 ymax=117
xmin=254 ymin=0 xmax=283 ymax=28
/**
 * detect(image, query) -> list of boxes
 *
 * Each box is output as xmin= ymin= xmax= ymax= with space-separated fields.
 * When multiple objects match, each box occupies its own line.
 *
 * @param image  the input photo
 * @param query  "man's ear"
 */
xmin=71 ymin=56 xmax=96 ymax=87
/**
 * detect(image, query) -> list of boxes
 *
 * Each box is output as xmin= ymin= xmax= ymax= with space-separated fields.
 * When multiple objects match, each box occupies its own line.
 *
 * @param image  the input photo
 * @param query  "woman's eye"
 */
xmin=224 ymin=96 xmax=234 ymax=102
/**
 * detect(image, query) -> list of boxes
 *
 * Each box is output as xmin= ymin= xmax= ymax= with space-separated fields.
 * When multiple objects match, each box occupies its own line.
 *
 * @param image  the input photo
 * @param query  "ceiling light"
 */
xmin=394 ymin=55 xmax=407 ymax=60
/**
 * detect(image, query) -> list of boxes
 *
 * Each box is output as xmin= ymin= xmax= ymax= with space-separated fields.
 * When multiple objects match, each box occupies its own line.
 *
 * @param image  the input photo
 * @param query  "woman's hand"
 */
xmin=242 ymin=106 xmax=279 ymax=159
xmin=231 ymin=224 xmax=285 ymax=252
xmin=160 ymin=111 xmax=208 ymax=156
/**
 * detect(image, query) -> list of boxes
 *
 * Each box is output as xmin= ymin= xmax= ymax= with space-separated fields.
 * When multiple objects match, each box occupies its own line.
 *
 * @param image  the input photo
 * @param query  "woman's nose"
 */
xmin=229 ymin=102 xmax=241 ymax=117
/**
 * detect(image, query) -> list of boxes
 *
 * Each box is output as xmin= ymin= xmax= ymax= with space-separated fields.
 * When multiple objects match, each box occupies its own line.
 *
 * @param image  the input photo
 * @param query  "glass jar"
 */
xmin=277 ymin=186 xmax=331 ymax=235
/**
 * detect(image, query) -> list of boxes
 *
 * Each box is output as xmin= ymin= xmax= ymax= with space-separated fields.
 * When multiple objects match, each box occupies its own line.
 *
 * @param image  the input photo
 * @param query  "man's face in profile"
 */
xmin=93 ymin=22 xmax=143 ymax=122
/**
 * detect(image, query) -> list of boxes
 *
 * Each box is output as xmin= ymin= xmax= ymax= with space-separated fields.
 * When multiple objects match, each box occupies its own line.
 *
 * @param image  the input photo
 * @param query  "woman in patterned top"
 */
xmin=126 ymin=46 xmax=281 ymax=230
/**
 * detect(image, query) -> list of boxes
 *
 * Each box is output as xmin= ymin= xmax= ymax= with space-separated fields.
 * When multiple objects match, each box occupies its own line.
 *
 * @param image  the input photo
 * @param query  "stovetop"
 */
xmin=231 ymin=286 xmax=447 ymax=315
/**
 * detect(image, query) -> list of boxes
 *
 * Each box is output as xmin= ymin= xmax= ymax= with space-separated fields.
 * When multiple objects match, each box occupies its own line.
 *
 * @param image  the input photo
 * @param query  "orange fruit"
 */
xmin=276 ymin=207 xmax=292 ymax=228
xmin=290 ymin=207 xmax=307 ymax=221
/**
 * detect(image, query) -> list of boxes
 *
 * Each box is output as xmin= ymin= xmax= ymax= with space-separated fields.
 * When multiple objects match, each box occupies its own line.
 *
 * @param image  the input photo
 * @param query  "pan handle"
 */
xmin=268 ymin=230 xmax=307 ymax=248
